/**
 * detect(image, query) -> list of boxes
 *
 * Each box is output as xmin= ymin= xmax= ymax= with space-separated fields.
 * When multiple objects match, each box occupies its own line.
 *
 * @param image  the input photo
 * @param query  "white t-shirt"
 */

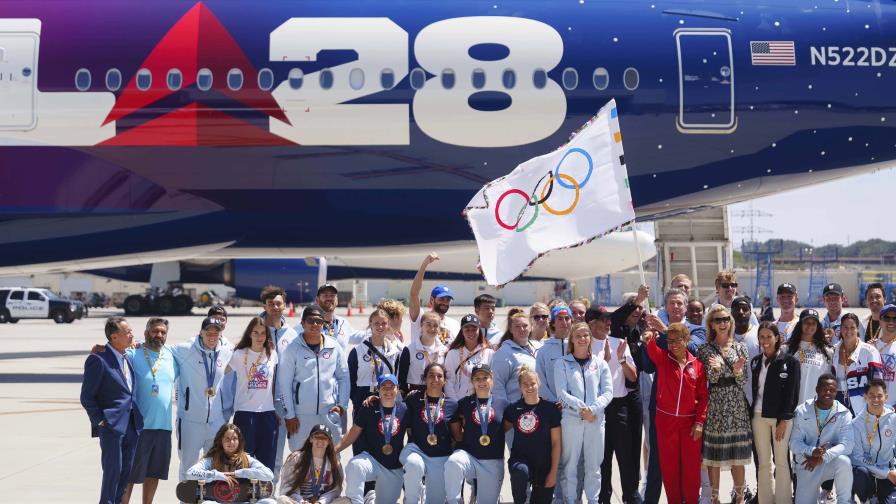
xmin=754 ymin=356 xmax=770 ymax=414
xmin=876 ymin=338 xmax=896 ymax=402
xmin=229 ymin=348 xmax=278 ymax=413
xmin=591 ymin=337 xmax=634 ymax=398
xmin=776 ymin=317 xmax=799 ymax=343
xmin=410 ymin=312 xmax=460 ymax=348
xmin=791 ymin=340 xmax=833 ymax=405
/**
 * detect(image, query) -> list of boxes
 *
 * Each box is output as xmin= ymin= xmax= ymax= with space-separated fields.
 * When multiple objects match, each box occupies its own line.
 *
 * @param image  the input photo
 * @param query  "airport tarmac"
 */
xmin=3 ymin=305 xmax=863 ymax=503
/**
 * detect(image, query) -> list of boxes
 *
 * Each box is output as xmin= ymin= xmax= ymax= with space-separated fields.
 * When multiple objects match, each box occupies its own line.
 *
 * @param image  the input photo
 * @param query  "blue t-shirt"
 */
xmin=404 ymin=392 xmax=460 ymax=457
xmin=457 ymin=395 xmax=507 ymax=460
xmin=127 ymin=344 xmax=178 ymax=430
xmin=352 ymin=401 xmax=409 ymax=469
xmin=504 ymin=398 xmax=561 ymax=464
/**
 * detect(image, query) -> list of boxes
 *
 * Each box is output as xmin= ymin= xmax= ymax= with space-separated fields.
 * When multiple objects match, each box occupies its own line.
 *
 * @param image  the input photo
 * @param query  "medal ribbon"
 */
xmin=814 ymin=404 xmax=837 ymax=445
xmin=243 ymin=349 xmax=265 ymax=385
xmin=310 ymin=457 xmax=327 ymax=498
xmin=379 ymin=404 xmax=396 ymax=449
xmin=426 ymin=396 xmax=444 ymax=438
xmin=142 ymin=345 xmax=164 ymax=386
xmin=865 ymin=412 xmax=881 ymax=455
xmin=476 ymin=395 xmax=493 ymax=440
xmin=200 ymin=346 xmax=219 ymax=393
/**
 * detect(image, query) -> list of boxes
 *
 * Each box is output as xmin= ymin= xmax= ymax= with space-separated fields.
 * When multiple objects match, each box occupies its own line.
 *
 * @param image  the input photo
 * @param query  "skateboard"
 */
xmin=175 ymin=478 xmax=273 ymax=503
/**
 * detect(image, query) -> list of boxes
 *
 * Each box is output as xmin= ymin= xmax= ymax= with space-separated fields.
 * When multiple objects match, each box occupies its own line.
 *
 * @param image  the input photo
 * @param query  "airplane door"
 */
xmin=0 ymin=32 xmax=37 ymax=130
xmin=675 ymin=28 xmax=736 ymax=133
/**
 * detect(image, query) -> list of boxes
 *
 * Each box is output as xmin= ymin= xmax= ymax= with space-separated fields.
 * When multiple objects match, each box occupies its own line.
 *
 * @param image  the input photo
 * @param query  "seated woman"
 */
xmin=184 ymin=423 xmax=276 ymax=504
xmin=277 ymin=424 xmax=349 ymax=504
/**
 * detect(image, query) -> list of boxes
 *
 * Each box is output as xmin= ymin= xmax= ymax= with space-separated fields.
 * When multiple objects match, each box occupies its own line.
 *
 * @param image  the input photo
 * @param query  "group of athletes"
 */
xmin=81 ymin=251 xmax=896 ymax=504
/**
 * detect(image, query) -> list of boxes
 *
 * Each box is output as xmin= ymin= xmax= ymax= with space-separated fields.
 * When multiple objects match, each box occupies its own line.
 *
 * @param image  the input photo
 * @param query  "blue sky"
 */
xmin=727 ymin=168 xmax=896 ymax=248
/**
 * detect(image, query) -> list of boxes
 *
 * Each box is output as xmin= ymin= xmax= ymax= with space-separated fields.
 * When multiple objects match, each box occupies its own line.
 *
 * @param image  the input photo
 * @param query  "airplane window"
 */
xmin=257 ymin=68 xmax=274 ymax=91
xmin=319 ymin=68 xmax=334 ymax=89
xmin=593 ymin=67 xmax=609 ymax=90
xmin=624 ymin=67 xmax=640 ymax=90
xmin=9 ymin=291 xmax=22 ymax=300
xmin=227 ymin=68 xmax=244 ymax=91
xmin=441 ymin=69 xmax=455 ymax=89
xmin=75 ymin=68 xmax=91 ymax=91
xmin=502 ymin=69 xmax=516 ymax=89
xmin=410 ymin=68 xmax=426 ymax=90
xmin=27 ymin=291 xmax=43 ymax=301
xmin=288 ymin=68 xmax=304 ymax=90
xmin=167 ymin=69 xmax=182 ymax=91
xmin=136 ymin=68 xmax=151 ymax=91
xmin=533 ymin=68 xmax=547 ymax=89
xmin=197 ymin=68 xmax=213 ymax=91
xmin=105 ymin=69 xmax=122 ymax=91
xmin=380 ymin=68 xmax=395 ymax=89
xmin=471 ymin=68 xmax=486 ymax=89
xmin=349 ymin=68 xmax=365 ymax=90
xmin=562 ymin=68 xmax=578 ymax=90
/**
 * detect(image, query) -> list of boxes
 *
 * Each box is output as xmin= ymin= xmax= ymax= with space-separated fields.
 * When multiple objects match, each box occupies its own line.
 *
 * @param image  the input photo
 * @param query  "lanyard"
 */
xmin=310 ymin=457 xmax=327 ymax=498
xmin=379 ymin=404 xmax=396 ymax=447
xmin=868 ymin=320 xmax=881 ymax=342
xmin=243 ymin=349 xmax=265 ymax=383
xmin=814 ymin=404 xmax=837 ymax=445
xmin=200 ymin=347 xmax=219 ymax=391
xmin=865 ymin=413 xmax=881 ymax=449
xmin=426 ymin=396 xmax=444 ymax=436
xmin=323 ymin=318 xmax=340 ymax=340
xmin=142 ymin=346 xmax=163 ymax=384
xmin=476 ymin=395 xmax=493 ymax=438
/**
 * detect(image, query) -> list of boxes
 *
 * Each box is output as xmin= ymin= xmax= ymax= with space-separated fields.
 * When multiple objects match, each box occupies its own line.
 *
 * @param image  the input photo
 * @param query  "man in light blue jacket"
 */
xmin=849 ymin=378 xmax=896 ymax=503
xmin=170 ymin=316 xmax=234 ymax=481
xmin=278 ymin=304 xmax=350 ymax=451
xmin=790 ymin=373 xmax=854 ymax=504
xmin=554 ymin=325 xmax=613 ymax=504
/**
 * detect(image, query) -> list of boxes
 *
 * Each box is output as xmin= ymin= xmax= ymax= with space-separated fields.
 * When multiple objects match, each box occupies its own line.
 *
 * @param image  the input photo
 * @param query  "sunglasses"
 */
xmin=720 ymin=282 xmax=738 ymax=289
xmin=304 ymin=318 xmax=325 ymax=326
xmin=712 ymin=316 xmax=732 ymax=324
xmin=533 ymin=315 xmax=549 ymax=321
xmin=883 ymin=316 xmax=896 ymax=322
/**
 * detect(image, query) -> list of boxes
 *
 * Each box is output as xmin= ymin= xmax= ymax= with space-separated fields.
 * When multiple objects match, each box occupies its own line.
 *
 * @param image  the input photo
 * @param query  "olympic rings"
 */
xmin=493 ymin=147 xmax=593 ymax=231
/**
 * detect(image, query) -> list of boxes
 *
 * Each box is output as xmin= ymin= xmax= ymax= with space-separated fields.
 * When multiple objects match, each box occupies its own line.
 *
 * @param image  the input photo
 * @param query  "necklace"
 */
xmin=839 ymin=339 xmax=859 ymax=367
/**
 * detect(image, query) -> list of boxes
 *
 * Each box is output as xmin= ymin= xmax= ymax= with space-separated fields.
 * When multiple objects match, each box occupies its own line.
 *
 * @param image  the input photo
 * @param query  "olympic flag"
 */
xmin=464 ymin=99 xmax=635 ymax=286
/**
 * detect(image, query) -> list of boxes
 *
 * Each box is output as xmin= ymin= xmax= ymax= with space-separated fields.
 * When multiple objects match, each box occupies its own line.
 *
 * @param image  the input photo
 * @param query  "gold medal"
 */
xmin=427 ymin=433 xmax=438 ymax=446
xmin=479 ymin=434 xmax=490 ymax=446
xmin=381 ymin=444 xmax=393 ymax=455
xmin=206 ymin=387 xmax=216 ymax=397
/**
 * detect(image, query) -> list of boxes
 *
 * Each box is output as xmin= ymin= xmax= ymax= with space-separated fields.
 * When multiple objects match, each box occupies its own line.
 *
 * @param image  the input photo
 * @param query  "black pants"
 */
xmin=600 ymin=395 xmax=642 ymax=504
xmin=509 ymin=457 xmax=554 ymax=504
xmin=643 ymin=402 xmax=662 ymax=504
xmin=854 ymin=466 xmax=896 ymax=503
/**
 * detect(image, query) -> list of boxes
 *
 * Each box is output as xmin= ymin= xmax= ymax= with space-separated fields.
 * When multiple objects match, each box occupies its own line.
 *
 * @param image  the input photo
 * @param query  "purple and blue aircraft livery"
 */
xmin=0 ymin=0 xmax=889 ymax=279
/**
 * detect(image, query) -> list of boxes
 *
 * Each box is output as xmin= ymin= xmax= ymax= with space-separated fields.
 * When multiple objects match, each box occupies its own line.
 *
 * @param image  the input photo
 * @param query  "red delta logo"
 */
xmin=101 ymin=2 xmax=290 ymax=147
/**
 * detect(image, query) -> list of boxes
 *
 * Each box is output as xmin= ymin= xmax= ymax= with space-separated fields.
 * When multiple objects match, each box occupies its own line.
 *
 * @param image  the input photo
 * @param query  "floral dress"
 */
xmin=697 ymin=341 xmax=753 ymax=467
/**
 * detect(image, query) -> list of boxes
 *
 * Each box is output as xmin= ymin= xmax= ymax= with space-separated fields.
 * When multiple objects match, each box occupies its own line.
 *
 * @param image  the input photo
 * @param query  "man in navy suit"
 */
xmin=80 ymin=316 xmax=144 ymax=504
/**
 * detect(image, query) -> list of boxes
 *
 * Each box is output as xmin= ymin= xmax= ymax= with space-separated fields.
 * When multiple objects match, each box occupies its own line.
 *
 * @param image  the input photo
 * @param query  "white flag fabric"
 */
xmin=464 ymin=99 xmax=635 ymax=286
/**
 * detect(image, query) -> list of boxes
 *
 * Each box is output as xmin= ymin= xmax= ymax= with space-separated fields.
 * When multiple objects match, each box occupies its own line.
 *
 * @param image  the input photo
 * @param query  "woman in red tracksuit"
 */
xmin=645 ymin=322 xmax=708 ymax=504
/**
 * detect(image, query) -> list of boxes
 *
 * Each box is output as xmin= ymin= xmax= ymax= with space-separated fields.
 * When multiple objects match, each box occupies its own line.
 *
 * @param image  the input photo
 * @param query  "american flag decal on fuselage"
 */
xmin=750 ymin=41 xmax=796 ymax=66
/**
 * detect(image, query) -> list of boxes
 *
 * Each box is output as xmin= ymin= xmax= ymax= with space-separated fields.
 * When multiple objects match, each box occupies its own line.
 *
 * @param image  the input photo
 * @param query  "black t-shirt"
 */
xmin=504 ymin=398 xmax=561 ymax=463
xmin=352 ymin=401 xmax=408 ymax=469
xmin=574 ymin=356 xmax=589 ymax=367
xmin=457 ymin=395 xmax=507 ymax=460
xmin=404 ymin=392 xmax=460 ymax=457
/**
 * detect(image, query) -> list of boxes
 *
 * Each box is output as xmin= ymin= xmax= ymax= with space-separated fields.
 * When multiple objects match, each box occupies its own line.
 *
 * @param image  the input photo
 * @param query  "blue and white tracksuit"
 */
xmin=185 ymin=454 xmax=276 ymax=504
xmin=789 ymin=398 xmax=855 ymax=504
xmin=849 ymin=407 xmax=896 ymax=502
xmin=276 ymin=334 xmax=350 ymax=451
xmin=491 ymin=339 xmax=538 ymax=405
xmin=555 ymin=354 xmax=613 ymax=504
xmin=294 ymin=315 xmax=366 ymax=352
xmin=535 ymin=337 xmax=567 ymax=403
xmin=170 ymin=337 xmax=234 ymax=482
xmin=260 ymin=313 xmax=299 ymax=486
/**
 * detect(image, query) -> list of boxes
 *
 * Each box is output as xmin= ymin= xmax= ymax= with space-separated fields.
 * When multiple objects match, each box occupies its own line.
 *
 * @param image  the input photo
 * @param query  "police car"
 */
xmin=0 ymin=288 xmax=85 ymax=324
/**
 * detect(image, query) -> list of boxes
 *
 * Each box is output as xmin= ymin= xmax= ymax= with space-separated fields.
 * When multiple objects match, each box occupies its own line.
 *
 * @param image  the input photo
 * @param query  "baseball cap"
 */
xmin=377 ymin=374 xmax=399 ymax=387
xmin=431 ymin=285 xmax=453 ymax=299
xmin=799 ymin=308 xmax=820 ymax=323
xmin=777 ymin=283 xmax=797 ymax=295
xmin=822 ymin=283 xmax=843 ymax=296
xmin=584 ymin=305 xmax=611 ymax=322
xmin=201 ymin=317 xmax=224 ymax=330
xmin=461 ymin=314 xmax=480 ymax=327
xmin=881 ymin=304 xmax=896 ymax=318
xmin=731 ymin=296 xmax=752 ymax=308
xmin=317 ymin=283 xmax=338 ymax=296
xmin=302 ymin=304 xmax=325 ymax=321
xmin=308 ymin=424 xmax=333 ymax=439
xmin=471 ymin=363 xmax=492 ymax=376
xmin=551 ymin=305 xmax=571 ymax=321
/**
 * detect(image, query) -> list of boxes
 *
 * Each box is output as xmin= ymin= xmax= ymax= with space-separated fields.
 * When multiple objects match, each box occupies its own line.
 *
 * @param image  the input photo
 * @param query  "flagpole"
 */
xmin=631 ymin=220 xmax=651 ymax=314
